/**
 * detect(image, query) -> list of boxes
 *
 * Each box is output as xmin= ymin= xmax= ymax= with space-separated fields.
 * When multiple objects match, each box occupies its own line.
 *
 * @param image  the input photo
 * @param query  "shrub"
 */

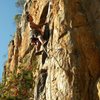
xmin=14 ymin=14 xmax=22 ymax=25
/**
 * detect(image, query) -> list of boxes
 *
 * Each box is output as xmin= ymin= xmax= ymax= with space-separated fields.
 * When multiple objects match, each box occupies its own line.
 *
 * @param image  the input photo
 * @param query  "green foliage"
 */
xmin=16 ymin=0 xmax=26 ymax=9
xmin=0 ymin=83 xmax=3 ymax=93
xmin=14 ymin=0 xmax=26 ymax=25
xmin=0 ymin=66 xmax=34 ymax=99
xmin=14 ymin=14 xmax=22 ymax=25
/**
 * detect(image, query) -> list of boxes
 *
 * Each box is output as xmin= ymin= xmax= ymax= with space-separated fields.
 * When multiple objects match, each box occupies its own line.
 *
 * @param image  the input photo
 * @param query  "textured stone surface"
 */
xmin=1 ymin=0 xmax=100 ymax=100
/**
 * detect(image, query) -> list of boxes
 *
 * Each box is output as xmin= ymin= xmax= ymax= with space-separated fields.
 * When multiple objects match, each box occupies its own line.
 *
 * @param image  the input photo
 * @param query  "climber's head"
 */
xmin=26 ymin=11 xmax=33 ymax=22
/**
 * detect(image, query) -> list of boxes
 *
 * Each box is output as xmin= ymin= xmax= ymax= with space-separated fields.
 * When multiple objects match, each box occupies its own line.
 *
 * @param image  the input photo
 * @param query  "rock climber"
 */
xmin=19 ymin=12 xmax=48 ymax=62
xmin=26 ymin=11 xmax=47 ymax=53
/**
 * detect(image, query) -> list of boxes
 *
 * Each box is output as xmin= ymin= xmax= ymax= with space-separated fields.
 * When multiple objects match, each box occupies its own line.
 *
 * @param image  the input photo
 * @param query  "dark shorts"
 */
xmin=31 ymin=35 xmax=38 ymax=45
xmin=31 ymin=29 xmax=40 ymax=37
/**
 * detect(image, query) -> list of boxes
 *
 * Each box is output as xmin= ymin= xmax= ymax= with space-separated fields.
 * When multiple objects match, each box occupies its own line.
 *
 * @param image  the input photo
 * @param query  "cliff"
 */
xmin=1 ymin=0 xmax=100 ymax=100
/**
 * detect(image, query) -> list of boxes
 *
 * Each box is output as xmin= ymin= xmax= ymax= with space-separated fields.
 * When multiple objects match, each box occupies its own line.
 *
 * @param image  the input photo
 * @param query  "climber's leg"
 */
xmin=37 ymin=35 xmax=46 ymax=45
xmin=35 ymin=40 xmax=41 ymax=53
xmin=35 ymin=40 xmax=44 ymax=55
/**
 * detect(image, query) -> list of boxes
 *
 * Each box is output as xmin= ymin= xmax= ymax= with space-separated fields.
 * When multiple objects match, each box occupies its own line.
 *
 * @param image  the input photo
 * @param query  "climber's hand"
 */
xmin=44 ymin=22 xmax=48 ymax=25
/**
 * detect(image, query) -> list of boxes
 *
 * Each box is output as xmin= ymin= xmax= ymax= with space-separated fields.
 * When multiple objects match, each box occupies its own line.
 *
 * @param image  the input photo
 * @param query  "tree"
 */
xmin=14 ymin=14 xmax=22 ymax=26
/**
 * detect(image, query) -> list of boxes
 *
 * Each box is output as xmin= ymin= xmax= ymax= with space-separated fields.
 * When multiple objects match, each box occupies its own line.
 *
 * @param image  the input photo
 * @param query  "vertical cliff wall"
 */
xmin=1 ymin=0 xmax=100 ymax=100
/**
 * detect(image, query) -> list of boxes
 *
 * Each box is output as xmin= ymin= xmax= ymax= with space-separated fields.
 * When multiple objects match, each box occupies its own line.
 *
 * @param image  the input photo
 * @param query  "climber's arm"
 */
xmin=30 ymin=22 xmax=45 ymax=30
xmin=37 ymin=22 xmax=47 ymax=27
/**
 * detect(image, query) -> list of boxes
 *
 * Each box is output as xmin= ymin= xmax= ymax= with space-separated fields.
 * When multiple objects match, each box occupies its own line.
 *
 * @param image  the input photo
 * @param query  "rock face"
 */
xmin=1 ymin=0 xmax=100 ymax=100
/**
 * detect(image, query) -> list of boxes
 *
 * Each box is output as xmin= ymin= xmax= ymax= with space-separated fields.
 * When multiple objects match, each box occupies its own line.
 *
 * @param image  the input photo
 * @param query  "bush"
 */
xmin=14 ymin=14 xmax=22 ymax=25
xmin=0 ymin=68 xmax=33 ymax=99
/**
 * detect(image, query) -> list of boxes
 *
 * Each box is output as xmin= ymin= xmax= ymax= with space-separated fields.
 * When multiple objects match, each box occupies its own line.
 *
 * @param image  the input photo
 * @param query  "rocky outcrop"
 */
xmin=1 ymin=0 xmax=100 ymax=100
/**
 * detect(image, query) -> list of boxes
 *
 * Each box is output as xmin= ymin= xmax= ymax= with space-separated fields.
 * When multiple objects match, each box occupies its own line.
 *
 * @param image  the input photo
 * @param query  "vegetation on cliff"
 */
xmin=1 ymin=0 xmax=100 ymax=100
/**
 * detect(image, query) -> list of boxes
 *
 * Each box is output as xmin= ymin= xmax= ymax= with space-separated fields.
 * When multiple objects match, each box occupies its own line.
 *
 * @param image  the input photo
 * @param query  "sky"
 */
xmin=0 ymin=0 xmax=19 ymax=81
